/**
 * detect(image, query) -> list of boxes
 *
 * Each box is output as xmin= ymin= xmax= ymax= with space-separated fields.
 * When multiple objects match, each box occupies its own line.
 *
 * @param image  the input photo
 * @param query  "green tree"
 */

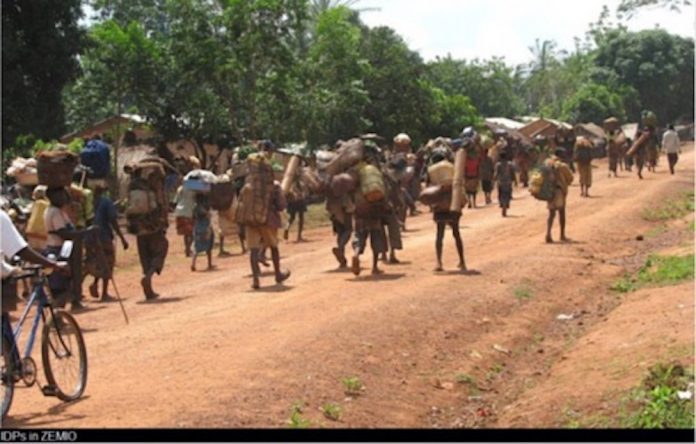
xmin=64 ymin=20 xmax=161 ymax=132
xmin=2 ymin=0 xmax=84 ymax=147
xmin=304 ymin=6 xmax=370 ymax=147
xmin=561 ymin=82 xmax=627 ymax=123
xmin=427 ymin=56 xmax=523 ymax=118
xmin=594 ymin=29 xmax=695 ymax=123
xmin=360 ymin=26 xmax=435 ymax=144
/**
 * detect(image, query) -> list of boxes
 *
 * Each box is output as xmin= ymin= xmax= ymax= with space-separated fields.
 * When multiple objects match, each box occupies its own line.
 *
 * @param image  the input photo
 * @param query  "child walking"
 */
xmin=191 ymin=193 xmax=215 ymax=272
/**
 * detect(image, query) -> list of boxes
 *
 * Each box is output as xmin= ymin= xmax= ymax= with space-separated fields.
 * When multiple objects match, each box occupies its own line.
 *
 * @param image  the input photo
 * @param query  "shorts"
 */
xmin=176 ymin=217 xmax=194 ymax=237
xmin=352 ymin=228 xmax=387 ymax=255
xmin=247 ymin=226 xmax=279 ymax=249
xmin=547 ymin=189 xmax=567 ymax=210
xmin=498 ymin=185 xmax=512 ymax=208
xmin=383 ymin=213 xmax=402 ymax=250
xmin=481 ymin=180 xmax=493 ymax=193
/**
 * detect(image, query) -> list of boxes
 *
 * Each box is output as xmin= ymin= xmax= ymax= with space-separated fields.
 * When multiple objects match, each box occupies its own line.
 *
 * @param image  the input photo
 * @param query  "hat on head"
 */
xmin=393 ymin=133 xmax=412 ymax=144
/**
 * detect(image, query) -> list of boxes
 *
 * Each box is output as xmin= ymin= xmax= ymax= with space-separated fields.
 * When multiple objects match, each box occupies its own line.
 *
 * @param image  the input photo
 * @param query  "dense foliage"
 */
xmin=2 ymin=0 xmax=694 ymax=155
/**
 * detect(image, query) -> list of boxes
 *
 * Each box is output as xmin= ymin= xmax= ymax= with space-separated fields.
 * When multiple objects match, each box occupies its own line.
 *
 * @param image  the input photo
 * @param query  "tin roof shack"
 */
xmin=484 ymin=117 xmax=525 ymax=131
xmin=575 ymin=123 xmax=606 ymax=140
xmin=518 ymin=118 xmax=573 ymax=140
xmin=60 ymin=114 xmax=155 ymax=145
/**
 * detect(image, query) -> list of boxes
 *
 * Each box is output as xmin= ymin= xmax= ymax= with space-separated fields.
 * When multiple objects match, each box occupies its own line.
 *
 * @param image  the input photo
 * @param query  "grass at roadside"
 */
xmin=610 ymin=254 xmax=694 ymax=293
xmin=303 ymin=203 xmax=332 ymax=230
xmin=622 ymin=363 xmax=694 ymax=429
xmin=642 ymin=191 xmax=694 ymax=222
xmin=563 ymin=363 xmax=694 ymax=429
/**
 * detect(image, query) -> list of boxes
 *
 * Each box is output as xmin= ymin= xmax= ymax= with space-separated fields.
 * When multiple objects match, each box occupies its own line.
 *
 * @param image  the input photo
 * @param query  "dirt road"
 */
xmin=5 ymin=147 xmax=694 ymax=428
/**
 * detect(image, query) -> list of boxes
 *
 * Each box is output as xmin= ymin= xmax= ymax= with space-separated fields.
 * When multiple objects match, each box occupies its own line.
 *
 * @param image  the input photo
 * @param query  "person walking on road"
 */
xmin=662 ymin=124 xmax=682 ymax=175
xmin=545 ymin=148 xmax=574 ymax=244
xmin=87 ymin=184 xmax=129 ymax=302
xmin=191 ymin=193 xmax=215 ymax=272
xmin=494 ymin=151 xmax=517 ymax=217
xmin=574 ymin=137 xmax=594 ymax=198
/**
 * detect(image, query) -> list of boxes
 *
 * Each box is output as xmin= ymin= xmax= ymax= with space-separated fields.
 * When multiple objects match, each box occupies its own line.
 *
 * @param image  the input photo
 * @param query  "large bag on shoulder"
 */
xmin=80 ymin=139 xmax=111 ymax=178
xmin=529 ymin=164 xmax=556 ymax=202
xmin=325 ymin=138 xmax=364 ymax=176
xmin=210 ymin=181 xmax=235 ymax=211
xmin=235 ymin=154 xmax=274 ymax=227
xmin=427 ymin=160 xmax=454 ymax=186
xmin=125 ymin=161 xmax=167 ymax=235
xmin=358 ymin=163 xmax=386 ymax=203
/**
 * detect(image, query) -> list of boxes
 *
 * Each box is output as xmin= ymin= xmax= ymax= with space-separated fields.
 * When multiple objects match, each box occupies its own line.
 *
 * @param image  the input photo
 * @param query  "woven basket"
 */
xmin=36 ymin=151 xmax=78 ymax=188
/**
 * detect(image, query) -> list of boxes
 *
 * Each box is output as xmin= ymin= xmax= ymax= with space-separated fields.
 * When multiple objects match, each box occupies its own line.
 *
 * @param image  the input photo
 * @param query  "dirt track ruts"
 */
xmin=5 ymin=147 xmax=694 ymax=428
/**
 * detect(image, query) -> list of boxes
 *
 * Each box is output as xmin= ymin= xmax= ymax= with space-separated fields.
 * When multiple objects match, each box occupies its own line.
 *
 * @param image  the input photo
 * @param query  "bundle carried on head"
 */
xmin=36 ymin=149 xmax=79 ymax=188
xmin=603 ymin=117 xmax=620 ymax=132
xmin=325 ymin=138 xmax=364 ymax=176
xmin=574 ymin=136 xmax=594 ymax=150
xmin=7 ymin=157 xmax=38 ymax=186
xmin=235 ymin=153 xmax=275 ymax=227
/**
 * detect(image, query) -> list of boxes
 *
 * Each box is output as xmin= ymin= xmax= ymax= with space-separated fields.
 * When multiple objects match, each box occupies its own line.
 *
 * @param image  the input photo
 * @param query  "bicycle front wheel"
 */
xmin=1 ymin=335 xmax=14 ymax=419
xmin=41 ymin=311 xmax=87 ymax=402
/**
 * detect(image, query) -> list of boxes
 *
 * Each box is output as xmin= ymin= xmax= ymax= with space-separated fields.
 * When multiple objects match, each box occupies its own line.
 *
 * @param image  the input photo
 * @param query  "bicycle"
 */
xmin=1 ymin=264 xmax=88 ymax=420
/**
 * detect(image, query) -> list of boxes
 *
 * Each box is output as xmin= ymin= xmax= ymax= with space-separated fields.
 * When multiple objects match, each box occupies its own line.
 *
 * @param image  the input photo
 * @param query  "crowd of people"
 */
xmin=1 ymin=113 xmax=684 ymax=318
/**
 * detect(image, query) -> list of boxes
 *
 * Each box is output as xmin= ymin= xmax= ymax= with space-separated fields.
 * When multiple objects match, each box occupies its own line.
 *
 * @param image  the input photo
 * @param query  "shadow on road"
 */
xmin=136 ymin=297 xmax=186 ymax=305
xmin=347 ymin=273 xmax=406 ymax=282
xmin=4 ymin=396 xmax=90 ymax=428
xmin=435 ymin=269 xmax=482 ymax=276
xmin=249 ymin=285 xmax=294 ymax=294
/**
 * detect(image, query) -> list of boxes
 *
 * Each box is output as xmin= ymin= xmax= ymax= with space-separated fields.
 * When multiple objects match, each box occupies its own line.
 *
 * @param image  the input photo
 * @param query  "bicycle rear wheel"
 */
xmin=41 ymin=310 xmax=87 ymax=402
xmin=2 ymin=335 xmax=14 ymax=419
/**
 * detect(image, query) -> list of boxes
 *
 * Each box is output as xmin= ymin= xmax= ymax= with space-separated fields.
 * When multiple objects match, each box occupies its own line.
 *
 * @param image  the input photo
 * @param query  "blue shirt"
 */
xmin=94 ymin=196 xmax=117 ymax=241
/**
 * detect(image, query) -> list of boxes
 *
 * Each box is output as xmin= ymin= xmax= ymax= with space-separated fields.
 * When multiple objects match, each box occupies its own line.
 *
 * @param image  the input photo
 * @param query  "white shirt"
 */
xmin=1 ymin=209 xmax=28 ymax=278
xmin=662 ymin=130 xmax=681 ymax=154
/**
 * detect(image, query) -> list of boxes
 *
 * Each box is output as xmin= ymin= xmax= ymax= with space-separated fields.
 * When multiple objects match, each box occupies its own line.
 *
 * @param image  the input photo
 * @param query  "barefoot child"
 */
xmin=191 ymin=193 xmax=214 ymax=271
xmin=494 ymin=151 xmax=517 ymax=217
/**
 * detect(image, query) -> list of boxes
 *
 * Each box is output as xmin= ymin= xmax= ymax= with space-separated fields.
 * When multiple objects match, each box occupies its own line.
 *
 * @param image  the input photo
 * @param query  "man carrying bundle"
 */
xmin=422 ymin=147 xmax=466 ymax=272
xmin=284 ymin=158 xmax=309 ymax=243
xmin=629 ymin=111 xmax=660 ymax=179
xmin=380 ymin=159 xmax=405 ymax=264
xmin=543 ymin=147 xmax=574 ymax=243
xmin=479 ymin=136 xmax=495 ymax=205
xmin=604 ymin=117 xmax=623 ymax=178
xmin=461 ymin=128 xmax=482 ymax=209
xmin=494 ymin=151 xmax=517 ymax=217
xmin=350 ymin=142 xmax=389 ymax=276
xmin=125 ymin=153 xmax=172 ymax=300
xmin=574 ymin=137 xmax=594 ymax=198
xmin=236 ymin=153 xmax=290 ymax=290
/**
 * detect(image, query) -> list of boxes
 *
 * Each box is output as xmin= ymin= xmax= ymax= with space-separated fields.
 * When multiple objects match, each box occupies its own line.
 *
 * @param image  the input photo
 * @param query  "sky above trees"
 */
xmin=360 ymin=0 xmax=694 ymax=64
